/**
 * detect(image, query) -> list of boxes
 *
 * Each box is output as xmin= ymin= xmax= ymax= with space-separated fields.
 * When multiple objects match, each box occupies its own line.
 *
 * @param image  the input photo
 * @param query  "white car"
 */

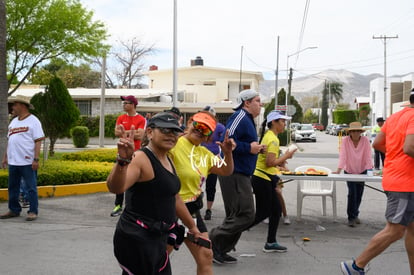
xmin=291 ymin=124 xmax=317 ymax=142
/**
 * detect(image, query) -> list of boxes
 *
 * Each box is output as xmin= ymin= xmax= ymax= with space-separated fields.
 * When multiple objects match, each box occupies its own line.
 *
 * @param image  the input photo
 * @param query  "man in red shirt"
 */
xmin=110 ymin=95 xmax=146 ymax=217
xmin=340 ymin=89 xmax=414 ymax=274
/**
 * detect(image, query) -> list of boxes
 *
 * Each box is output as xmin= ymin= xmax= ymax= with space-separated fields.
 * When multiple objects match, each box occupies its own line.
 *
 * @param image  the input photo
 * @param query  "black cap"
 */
xmin=147 ymin=112 xmax=184 ymax=132
xmin=164 ymin=107 xmax=182 ymax=119
xmin=376 ymin=117 xmax=385 ymax=123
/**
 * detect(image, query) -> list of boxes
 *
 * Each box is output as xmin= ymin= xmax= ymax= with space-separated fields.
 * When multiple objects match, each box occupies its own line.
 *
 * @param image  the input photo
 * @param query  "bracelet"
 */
xmin=116 ymin=154 xmax=132 ymax=167
xmin=33 ymin=158 xmax=39 ymax=162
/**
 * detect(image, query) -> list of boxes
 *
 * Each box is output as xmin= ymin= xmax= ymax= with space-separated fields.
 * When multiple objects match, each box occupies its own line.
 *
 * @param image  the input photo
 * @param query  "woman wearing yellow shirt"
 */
xmin=249 ymin=111 xmax=296 ymax=253
xmin=169 ymin=111 xmax=234 ymax=275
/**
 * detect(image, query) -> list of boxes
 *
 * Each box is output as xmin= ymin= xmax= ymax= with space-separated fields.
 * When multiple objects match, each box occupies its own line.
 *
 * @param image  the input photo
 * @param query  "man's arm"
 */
xmin=372 ymin=131 xmax=386 ymax=153
xmin=403 ymin=134 xmax=414 ymax=158
xmin=32 ymin=138 xmax=43 ymax=170
xmin=1 ymin=140 xmax=8 ymax=169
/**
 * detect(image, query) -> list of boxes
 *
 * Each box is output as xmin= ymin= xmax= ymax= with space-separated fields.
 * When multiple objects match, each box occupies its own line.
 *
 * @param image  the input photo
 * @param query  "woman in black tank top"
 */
xmin=107 ymin=112 xmax=202 ymax=275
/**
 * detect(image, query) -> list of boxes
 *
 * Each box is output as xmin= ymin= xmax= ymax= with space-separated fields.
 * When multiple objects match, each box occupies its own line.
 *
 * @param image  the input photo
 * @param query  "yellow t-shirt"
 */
xmin=253 ymin=130 xmax=281 ymax=181
xmin=170 ymin=137 xmax=216 ymax=202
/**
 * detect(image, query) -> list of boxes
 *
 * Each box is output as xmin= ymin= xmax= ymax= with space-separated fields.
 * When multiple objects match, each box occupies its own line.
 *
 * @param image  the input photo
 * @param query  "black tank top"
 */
xmin=123 ymin=147 xmax=180 ymax=225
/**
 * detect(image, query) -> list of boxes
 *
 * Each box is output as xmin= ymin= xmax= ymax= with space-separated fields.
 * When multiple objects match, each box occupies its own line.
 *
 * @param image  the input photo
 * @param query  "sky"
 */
xmin=80 ymin=0 xmax=414 ymax=81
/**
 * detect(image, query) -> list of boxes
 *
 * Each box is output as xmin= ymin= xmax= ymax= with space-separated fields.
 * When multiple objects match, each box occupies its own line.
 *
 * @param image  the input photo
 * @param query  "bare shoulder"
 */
xmin=130 ymin=150 xmax=154 ymax=181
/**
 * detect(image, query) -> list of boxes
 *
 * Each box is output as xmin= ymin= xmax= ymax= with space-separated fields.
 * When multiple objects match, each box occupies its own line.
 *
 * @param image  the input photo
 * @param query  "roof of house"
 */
xmin=354 ymin=97 xmax=370 ymax=104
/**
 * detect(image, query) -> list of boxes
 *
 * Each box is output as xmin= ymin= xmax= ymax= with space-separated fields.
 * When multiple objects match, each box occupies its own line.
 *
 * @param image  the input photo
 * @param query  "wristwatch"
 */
xmin=33 ymin=158 xmax=39 ymax=162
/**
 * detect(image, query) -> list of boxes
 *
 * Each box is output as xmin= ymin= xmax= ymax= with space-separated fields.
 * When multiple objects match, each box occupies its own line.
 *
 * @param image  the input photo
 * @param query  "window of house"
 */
xmin=74 ymin=100 xmax=91 ymax=116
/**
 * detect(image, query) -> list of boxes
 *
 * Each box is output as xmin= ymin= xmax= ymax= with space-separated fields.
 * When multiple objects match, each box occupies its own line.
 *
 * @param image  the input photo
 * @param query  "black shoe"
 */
xmin=221 ymin=253 xmax=237 ymax=264
xmin=204 ymin=209 xmax=212 ymax=220
xmin=212 ymin=247 xmax=237 ymax=264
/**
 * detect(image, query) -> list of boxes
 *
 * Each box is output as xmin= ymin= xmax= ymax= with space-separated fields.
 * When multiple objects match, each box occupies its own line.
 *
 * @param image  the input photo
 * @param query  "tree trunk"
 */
xmin=49 ymin=137 xmax=57 ymax=157
xmin=0 ymin=0 xmax=8 ymax=160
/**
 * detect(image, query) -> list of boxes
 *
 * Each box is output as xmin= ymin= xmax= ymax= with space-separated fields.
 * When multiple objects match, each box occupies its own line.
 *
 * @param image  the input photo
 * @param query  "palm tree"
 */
xmin=0 ymin=0 xmax=8 ymax=159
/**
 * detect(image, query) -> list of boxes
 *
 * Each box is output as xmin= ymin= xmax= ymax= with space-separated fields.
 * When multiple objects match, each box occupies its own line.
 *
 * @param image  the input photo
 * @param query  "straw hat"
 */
xmin=8 ymin=95 xmax=34 ymax=109
xmin=345 ymin=121 xmax=365 ymax=132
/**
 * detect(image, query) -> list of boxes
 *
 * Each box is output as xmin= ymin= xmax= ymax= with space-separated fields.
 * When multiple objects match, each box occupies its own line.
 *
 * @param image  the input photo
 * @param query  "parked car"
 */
xmin=291 ymin=124 xmax=317 ymax=142
xmin=332 ymin=124 xmax=349 ymax=136
xmin=312 ymin=123 xmax=325 ymax=131
xmin=290 ymin=122 xmax=300 ymax=130
xmin=325 ymin=124 xmax=333 ymax=134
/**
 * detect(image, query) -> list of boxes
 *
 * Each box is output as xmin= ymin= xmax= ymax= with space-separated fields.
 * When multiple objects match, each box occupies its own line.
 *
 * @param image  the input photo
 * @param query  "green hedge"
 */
xmin=0 ymin=149 xmax=118 ymax=188
xmin=0 ymin=160 xmax=114 ymax=188
xmin=75 ymin=114 xmax=119 ymax=138
xmin=62 ymin=148 xmax=117 ymax=162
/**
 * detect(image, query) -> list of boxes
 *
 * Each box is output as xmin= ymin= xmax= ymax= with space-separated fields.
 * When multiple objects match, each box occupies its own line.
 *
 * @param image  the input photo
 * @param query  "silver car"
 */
xmin=291 ymin=124 xmax=317 ymax=142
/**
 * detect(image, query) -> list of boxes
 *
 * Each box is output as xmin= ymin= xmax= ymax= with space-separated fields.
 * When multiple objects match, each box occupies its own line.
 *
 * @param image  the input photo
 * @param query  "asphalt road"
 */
xmin=0 ymin=131 xmax=410 ymax=274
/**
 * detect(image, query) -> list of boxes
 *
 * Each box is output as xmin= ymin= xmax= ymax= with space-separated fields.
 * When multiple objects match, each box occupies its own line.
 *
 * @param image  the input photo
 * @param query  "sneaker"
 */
xmin=212 ymin=247 xmax=237 ymax=264
xmin=0 ymin=211 xmax=20 ymax=219
xmin=204 ymin=209 xmax=212 ymax=220
xmin=355 ymin=217 xmax=361 ymax=224
xmin=283 ymin=216 xmax=291 ymax=225
xmin=348 ymin=219 xmax=356 ymax=227
xmin=263 ymin=242 xmax=287 ymax=253
xmin=26 ymin=212 xmax=37 ymax=221
xmin=21 ymin=200 xmax=30 ymax=208
xmin=110 ymin=205 xmax=122 ymax=217
xmin=340 ymin=260 xmax=365 ymax=274
xmin=221 ymin=253 xmax=237 ymax=264
xmin=262 ymin=218 xmax=269 ymax=224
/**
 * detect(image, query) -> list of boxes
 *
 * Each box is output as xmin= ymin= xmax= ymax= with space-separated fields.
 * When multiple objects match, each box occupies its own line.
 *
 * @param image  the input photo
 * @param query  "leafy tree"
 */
xmin=6 ymin=0 xmax=109 ymax=95
xmin=29 ymin=59 xmax=101 ymax=88
xmin=321 ymin=84 xmax=329 ymax=128
xmin=0 ymin=0 xmax=7 ymax=160
xmin=358 ymin=104 xmax=371 ymax=125
xmin=327 ymin=82 xmax=344 ymax=105
xmin=265 ymin=88 xmax=303 ymax=122
xmin=30 ymin=77 xmax=80 ymax=156
xmin=302 ymin=109 xmax=319 ymax=123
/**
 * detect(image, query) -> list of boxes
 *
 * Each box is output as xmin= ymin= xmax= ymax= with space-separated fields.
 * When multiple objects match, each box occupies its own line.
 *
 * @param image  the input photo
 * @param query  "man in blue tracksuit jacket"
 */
xmin=210 ymin=89 xmax=264 ymax=264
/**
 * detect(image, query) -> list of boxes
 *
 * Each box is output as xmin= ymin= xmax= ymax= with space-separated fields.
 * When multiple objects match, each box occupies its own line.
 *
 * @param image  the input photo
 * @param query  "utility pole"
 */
xmin=239 ymin=46 xmax=243 ymax=91
xmin=373 ymin=35 xmax=398 ymax=119
xmin=286 ymin=68 xmax=293 ymax=108
xmin=274 ymin=36 xmax=280 ymax=109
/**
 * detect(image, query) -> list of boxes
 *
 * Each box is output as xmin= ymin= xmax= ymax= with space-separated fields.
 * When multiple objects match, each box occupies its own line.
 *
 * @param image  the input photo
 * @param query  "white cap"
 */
xmin=233 ymin=89 xmax=260 ymax=110
xmin=266 ymin=110 xmax=292 ymax=122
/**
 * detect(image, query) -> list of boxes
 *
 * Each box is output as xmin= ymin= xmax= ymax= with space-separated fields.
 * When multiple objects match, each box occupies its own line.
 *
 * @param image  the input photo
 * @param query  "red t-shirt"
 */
xmin=116 ymin=113 xmax=146 ymax=150
xmin=381 ymin=107 xmax=414 ymax=191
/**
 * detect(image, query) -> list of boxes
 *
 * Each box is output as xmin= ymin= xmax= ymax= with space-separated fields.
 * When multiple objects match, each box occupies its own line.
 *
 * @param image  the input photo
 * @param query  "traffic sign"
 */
xmin=275 ymin=105 xmax=287 ymax=111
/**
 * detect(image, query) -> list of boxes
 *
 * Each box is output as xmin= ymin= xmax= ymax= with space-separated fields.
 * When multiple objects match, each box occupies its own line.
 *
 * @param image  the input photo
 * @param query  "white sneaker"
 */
xmin=283 ymin=216 xmax=291 ymax=225
xmin=262 ymin=218 xmax=269 ymax=224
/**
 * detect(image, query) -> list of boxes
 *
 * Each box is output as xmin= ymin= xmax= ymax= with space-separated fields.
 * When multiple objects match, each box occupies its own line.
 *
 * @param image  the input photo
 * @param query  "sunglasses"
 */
xmin=192 ymin=121 xmax=212 ymax=136
xmin=156 ymin=127 xmax=180 ymax=136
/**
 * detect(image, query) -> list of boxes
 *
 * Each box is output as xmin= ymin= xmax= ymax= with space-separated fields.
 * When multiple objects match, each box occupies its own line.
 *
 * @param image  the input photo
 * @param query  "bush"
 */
xmin=71 ymin=126 xmax=89 ymax=148
xmin=0 ymin=160 xmax=114 ymax=188
xmin=75 ymin=114 xmax=119 ymax=138
xmin=62 ymin=148 xmax=117 ymax=162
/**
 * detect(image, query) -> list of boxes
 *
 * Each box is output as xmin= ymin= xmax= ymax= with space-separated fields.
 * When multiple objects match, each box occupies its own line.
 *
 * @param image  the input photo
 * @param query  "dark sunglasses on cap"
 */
xmin=192 ymin=121 xmax=213 ymax=136
xmin=156 ymin=127 xmax=180 ymax=136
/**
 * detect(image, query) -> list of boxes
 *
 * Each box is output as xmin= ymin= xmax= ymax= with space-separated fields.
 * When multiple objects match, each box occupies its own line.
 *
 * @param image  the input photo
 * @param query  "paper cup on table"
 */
xmin=367 ymin=170 xmax=373 ymax=176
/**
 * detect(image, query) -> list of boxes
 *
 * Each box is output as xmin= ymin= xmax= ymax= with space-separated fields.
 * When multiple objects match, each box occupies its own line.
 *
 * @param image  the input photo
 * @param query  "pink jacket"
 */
xmin=338 ymin=136 xmax=373 ymax=174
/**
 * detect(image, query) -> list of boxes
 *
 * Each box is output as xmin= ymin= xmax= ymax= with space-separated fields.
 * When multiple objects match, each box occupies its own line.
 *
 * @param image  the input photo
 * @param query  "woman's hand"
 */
xmin=117 ymin=124 xmax=135 ymax=159
xmin=217 ymin=130 xmax=236 ymax=153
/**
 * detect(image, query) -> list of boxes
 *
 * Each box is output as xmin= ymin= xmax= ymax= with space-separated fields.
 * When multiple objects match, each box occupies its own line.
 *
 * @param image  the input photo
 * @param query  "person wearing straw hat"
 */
xmin=335 ymin=121 xmax=373 ymax=228
xmin=1 ymin=96 xmax=45 ymax=221
xmin=340 ymin=89 xmax=414 ymax=275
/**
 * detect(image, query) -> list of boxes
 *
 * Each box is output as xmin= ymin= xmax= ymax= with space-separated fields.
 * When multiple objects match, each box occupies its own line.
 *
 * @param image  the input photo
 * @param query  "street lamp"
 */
xmin=285 ymin=46 xmax=317 ymax=145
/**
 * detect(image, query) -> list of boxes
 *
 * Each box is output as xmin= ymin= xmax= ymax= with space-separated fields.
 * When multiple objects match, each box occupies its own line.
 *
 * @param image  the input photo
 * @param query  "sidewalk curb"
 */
xmin=0 ymin=182 xmax=108 ymax=201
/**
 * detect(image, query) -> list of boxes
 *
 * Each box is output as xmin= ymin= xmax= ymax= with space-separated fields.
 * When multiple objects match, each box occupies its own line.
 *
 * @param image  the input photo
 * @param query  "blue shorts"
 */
xmin=385 ymin=191 xmax=414 ymax=226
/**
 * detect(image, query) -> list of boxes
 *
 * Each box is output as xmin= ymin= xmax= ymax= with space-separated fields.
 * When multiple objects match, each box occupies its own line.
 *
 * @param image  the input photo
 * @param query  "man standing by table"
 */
xmin=209 ymin=89 xmax=265 ymax=264
xmin=340 ymin=89 xmax=414 ymax=274
xmin=1 ymin=96 xmax=45 ymax=221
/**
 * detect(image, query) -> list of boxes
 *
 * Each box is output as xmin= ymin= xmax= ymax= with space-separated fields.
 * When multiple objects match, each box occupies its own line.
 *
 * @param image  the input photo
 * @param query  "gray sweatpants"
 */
xmin=209 ymin=173 xmax=255 ymax=253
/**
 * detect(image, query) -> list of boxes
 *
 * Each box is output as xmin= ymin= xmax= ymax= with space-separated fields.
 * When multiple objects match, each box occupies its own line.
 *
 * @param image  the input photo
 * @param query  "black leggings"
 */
xmin=205 ymin=174 xmax=218 ymax=202
xmin=249 ymin=175 xmax=282 ymax=244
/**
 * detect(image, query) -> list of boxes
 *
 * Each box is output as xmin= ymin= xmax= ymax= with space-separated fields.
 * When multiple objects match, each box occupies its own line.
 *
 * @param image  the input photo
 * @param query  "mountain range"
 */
xmin=259 ymin=69 xmax=383 ymax=108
